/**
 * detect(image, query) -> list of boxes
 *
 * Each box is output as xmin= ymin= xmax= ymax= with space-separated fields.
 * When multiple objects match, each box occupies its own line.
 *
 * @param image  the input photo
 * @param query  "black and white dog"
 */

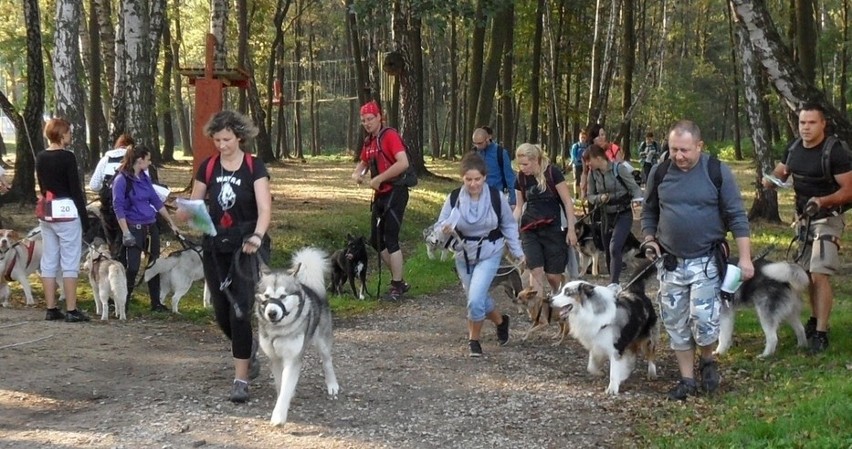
xmin=550 ymin=262 xmax=659 ymax=395
xmin=715 ymin=256 xmax=809 ymax=358
xmin=330 ymin=234 xmax=369 ymax=300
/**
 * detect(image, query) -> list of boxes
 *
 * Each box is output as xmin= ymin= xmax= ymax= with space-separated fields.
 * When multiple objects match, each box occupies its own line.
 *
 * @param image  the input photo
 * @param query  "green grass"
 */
xmin=632 ymin=158 xmax=852 ymax=449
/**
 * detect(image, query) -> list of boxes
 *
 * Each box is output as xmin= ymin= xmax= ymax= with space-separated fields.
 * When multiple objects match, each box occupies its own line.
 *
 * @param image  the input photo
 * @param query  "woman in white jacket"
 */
xmin=434 ymin=152 xmax=525 ymax=357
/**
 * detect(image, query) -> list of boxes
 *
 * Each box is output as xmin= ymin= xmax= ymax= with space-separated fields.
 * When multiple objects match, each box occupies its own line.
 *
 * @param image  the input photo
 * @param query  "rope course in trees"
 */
xmin=280 ymin=58 xmax=358 ymax=103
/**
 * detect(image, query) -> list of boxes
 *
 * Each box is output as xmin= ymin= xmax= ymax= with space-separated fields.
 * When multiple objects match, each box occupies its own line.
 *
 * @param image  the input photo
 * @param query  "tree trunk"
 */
xmin=93 ymin=0 xmax=115 ymax=117
xmin=588 ymin=0 xmax=605 ymax=126
xmin=841 ymin=0 xmax=849 ymax=114
xmin=727 ymin=3 xmax=744 ymax=160
xmin=171 ymin=0 xmax=191 ymax=156
xmin=1 ymin=0 xmax=45 ymax=203
xmin=309 ymin=32 xmax=319 ymax=157
xmin=266 ymin=0 xmax=293 ymax=142
xmin=236 ymin=0 xmax=248 ymax=113
xmin=732 ymin=2 xmax=780 ymax=223
xmin=160 ymin=10 xmax=175 ymax=162
xmin=731 ymin=0 xmax=852 ymax=142
xmin=123 ymin=0 xmax=155 ymax=158
xmin=293 ymin=15 xmax=304 ymax=160
xmin=449 ymin=12 xmax=459 ymax=160
xmin=210 ymin=0 xmax=228 ymax=70
xmin=795 ymin=0 xmax=817 ymax=83
xmin=474 ymin=2 xmax=510 ymax=130
xmin=620 ymin=0 xmax=635 ymax=158
xmin=500 ymin=3 xmax=515 ymax=155
xmin=87 ymin=0 xmax=108 ymax=162
xmin=54 ymin=0 xmax=89 ymax=176
xmin=392 ymin=0 xmax=425 ymax=176
xmin=529 ymin=0 xmax=545 ymax=143
xmin=345 ymin=0 xmax=369 ymax=106
xmin=465 ymin=0 xmax=486 ymax=136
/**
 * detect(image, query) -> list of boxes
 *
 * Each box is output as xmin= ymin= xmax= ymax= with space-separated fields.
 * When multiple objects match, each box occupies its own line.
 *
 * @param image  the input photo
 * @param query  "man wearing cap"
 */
xmin=351 ymin=101 xmax=412 ymax=301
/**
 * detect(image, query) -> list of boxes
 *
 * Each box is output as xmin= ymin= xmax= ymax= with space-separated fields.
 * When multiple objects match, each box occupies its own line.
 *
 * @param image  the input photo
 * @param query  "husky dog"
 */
xmin=575 ymin=220 xmax=642 ymax=277
xmin=143 ymin=246 xmax=210 ymax=312
xmin=423 ymin=224 xmax=459 ymax=261
xmin=84 ymin=242 xmax=128 ymax=320
xmin=255 ymin=247 xmax=340 ymax=426
xmin=550 ymin=262 xmax=659 ymax=395
xmin=515 ymin=287 xmax=569 ymax=345
xmin=715 ymin=258 xmax=810 ymax=358
xmin=0 ymin=227 xmax=43 ymax=307
xmin=330 ymin=234 xmax=369 ymax=300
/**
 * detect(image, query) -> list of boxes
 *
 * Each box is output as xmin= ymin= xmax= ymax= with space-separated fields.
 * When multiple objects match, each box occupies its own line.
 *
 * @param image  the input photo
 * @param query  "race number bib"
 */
xmin=50 ymin=198 xmax=78 ymax=219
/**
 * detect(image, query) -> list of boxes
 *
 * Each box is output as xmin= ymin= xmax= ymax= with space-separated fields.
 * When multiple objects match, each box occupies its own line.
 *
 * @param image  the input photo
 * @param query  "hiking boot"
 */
xmin=150 ymin=303 xmax=169 ymax=313
xmin=249 ymin=338 xmax=261 ymax=380
xmin=64 ymin=309 xmax=90 ymax=323
xmin=808 ymin=332 xmax=829 ymax=355
xmin=804 ymin=317 xmax=817 ymax=340
xmin=496 ymin=314 xmax=510 ymax=346
xmin=45 ymin=308 xmax=65 ymax=321
xmin=666 ymin=378 xmax=697 ymax=401
xmin=468 ymin=339 xmax=483 ymax=357
xmin=229 ymin=379 xmax=250 ymax=403
xmin=385 ymin=280 xmax=411 ymax=301
xmin=699 ymin=358 xmax=721 ymax=394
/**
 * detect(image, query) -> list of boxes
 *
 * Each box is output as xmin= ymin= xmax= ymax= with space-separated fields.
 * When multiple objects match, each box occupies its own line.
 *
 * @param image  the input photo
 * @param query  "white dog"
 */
xmin=0 ymin=228 xmax=43 ymax=307
xmin=84 ymin=243 xmax=128 ymax=320
xmin=143 ymin=247 xmax=210 ymax=312
xmin=255 ymin=247 xmax=339 ymax=426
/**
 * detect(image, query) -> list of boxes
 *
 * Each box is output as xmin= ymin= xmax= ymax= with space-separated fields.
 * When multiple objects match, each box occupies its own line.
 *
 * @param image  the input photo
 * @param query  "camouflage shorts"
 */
xmin=656 ymin=256 xmax=721 ymax=351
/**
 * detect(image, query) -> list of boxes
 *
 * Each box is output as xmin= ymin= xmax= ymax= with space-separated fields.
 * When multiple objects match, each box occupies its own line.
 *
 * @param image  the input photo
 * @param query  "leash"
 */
xmin=620 ymin=258 xmax=662 ymax=291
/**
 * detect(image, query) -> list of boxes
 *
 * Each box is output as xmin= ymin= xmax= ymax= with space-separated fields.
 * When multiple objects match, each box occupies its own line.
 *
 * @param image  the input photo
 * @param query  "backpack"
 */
xmin=784 ymin=135 xmax=852 ymax=215
xmin=449 ymin=185 xmax=503 ymax=242
xmin=375 ymin=127 xmax=418 ymax=188
xmin=98 ymin=154 xmax=126 ymax=214
xmin=204 ymin=152 xmax=255 ymax=185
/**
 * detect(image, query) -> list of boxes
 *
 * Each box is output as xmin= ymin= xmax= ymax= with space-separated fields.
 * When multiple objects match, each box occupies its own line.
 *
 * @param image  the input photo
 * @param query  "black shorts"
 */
xmin=521 ymin=224 xmax=567 ymax=274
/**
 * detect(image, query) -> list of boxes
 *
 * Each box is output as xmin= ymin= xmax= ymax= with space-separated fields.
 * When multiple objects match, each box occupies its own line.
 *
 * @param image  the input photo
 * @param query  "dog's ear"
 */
xmin=579 ymin=282 xmax=596 ymax=298
xmin=258 ymin=260 xmax=273 ymax=277
xmin=289 ymin=262 xmax=302 ymax=277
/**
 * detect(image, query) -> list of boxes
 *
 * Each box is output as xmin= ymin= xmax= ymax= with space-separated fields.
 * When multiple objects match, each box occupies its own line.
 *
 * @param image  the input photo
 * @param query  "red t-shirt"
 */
xmin=361 ymin=128 xmax=405 ymax=194
xmin=605 ymin=143 xmax=621 ymax=161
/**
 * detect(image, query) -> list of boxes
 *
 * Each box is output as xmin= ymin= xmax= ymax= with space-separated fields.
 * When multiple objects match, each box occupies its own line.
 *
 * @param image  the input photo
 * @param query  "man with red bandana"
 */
xmin=351 ymin=100 xmax=411 ymax=301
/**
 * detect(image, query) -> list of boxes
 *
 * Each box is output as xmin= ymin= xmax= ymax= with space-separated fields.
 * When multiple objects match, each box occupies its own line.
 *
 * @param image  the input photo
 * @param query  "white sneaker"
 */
xmin=606 ymin=283 xmax=622 ymax=294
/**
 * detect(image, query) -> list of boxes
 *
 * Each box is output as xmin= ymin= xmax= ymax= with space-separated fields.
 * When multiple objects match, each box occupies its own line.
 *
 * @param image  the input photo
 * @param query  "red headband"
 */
xmin=360 ymin=101 xmax=381 ymax=117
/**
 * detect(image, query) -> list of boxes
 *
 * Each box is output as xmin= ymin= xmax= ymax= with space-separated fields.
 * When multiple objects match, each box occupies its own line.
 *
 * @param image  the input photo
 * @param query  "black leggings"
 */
xmin=370 ymin=186 xmax=409 ymax=253
xmin=119 ymin=223 xmax=160 ymax=306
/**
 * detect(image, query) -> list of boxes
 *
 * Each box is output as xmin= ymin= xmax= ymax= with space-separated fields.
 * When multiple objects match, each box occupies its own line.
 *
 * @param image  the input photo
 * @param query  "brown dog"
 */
xmin=515 ymin=287 xmax=569 ymax=345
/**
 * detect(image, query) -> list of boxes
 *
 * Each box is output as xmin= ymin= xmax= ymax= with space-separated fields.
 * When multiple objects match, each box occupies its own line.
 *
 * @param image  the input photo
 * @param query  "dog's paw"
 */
xmin=326 ymin=382 xmax=340 ymax=399
xmin=587 ymin=367 xmax=605 ymax=377
xmin=647 ymin=363 xmax=657 ymax=379
xmin=605 ymin=384 xmax=620 ymax=396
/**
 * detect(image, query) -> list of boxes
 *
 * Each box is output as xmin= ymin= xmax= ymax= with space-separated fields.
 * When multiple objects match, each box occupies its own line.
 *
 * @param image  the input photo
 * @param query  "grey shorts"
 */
xmin=798 ymin=215 xmax=844 ymax=275
xmin=657 ymin=256 xmax=721 ymax=351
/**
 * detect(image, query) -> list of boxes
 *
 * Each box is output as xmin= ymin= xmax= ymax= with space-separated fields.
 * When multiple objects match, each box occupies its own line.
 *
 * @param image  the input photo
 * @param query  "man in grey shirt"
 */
xmin=641 ymin=120 xmax=754 ymax=401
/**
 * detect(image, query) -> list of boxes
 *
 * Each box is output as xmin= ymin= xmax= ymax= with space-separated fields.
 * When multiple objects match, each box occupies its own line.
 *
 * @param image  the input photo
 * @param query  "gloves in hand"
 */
xmin=640 ymin=240 xmax=662 ymax=261
xmin=804 ymin=198 xmax=821 ymax=217
xmin=122 ymin=232 xmax=136 ymax=247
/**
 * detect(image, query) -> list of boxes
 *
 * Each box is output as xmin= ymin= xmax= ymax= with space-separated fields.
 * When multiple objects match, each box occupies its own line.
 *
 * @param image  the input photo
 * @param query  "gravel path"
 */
xmin=0 ymin=286 xmax=668 ymax=448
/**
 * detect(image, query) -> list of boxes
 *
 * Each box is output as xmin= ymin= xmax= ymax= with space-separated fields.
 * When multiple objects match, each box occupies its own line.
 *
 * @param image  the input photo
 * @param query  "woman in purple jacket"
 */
xmin=112 ymin=145 xmax=179 ymax=313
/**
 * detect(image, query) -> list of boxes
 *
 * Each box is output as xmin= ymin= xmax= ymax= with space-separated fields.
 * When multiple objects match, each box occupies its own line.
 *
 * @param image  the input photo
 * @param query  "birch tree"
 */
xmin=54 ymin=0 xmax=88 ymax=174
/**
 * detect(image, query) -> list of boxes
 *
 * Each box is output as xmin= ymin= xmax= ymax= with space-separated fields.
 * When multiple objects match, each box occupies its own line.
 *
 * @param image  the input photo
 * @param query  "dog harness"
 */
xmin=3 ymin=240 xmax=36 ymax=282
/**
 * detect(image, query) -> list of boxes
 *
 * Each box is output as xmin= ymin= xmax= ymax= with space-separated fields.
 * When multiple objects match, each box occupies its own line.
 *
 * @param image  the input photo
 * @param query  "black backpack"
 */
xmin=449 ymin=186 xmax=503 ymax=242
xmin=375 ymin=127 xmax=418 ymax=188
xmin=784 ymin=135 xmax=852 ymax=214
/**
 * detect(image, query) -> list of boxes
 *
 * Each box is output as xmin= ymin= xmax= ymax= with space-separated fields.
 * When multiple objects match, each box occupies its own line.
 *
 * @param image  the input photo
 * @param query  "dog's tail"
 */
xmin=143 ymin=255 xmax=179 ymax=282
xmin=108 ymin=263 xmax=129 ymax=303
xmin=291 ymin=247 xmax=330 ymax=295
xmin=761 ymin=261 xmax=809 ymax=292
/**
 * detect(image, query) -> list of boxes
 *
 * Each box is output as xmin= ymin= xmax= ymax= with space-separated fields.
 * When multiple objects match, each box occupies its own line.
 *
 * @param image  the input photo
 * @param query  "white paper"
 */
xmin=176 ymin=198 xmax=217 ymax=236
xmin=721 ymin=264 xmax=742 ymax=294
xmin=763 ymin=173 xmax=792 ymax=189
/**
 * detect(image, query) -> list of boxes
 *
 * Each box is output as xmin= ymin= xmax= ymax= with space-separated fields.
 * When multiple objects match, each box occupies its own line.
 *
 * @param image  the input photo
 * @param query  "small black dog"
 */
xmin=331 ymin=234 xmax=369 ymax=299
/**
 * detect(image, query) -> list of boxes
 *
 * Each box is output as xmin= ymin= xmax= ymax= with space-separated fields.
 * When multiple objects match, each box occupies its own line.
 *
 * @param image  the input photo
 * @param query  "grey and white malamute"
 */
xmin=715 ymin=258 xmax=809 ymax=358
xmin=550 ymin=262 xmax=659 ymax=395
xmin=255 ymin=247 xmax=340 ymax=426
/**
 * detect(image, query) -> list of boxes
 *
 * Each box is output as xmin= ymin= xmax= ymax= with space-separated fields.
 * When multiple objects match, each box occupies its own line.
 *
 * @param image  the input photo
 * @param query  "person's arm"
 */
xmin=89 ymin=156 xmax=108 ymax=191
xmin=369 ymin=150 xmax=409 ymax=191
xmin=112 ymin=175 xmax=131 ymax=235
xmin=502 ymin=149 xmax=517 ymax=207
xmin=585 ymin=171 xmax=606 ymax=205
xmin=762 ymin=162 xmax=789 ymax=189
xmin=812 ymin=172 xmax=852 ymax=210
xmin=67 ymin=154 xmax=89 ymax=233
xmin=513 ymin=188 xmax=525 ymax=223
xmin=351 ymin=160 xmax=369 ymax=185
xmin=243 ymin=176 xmax=272 ymax=255
xmin=555 ymin=180 xmax=577 ymax=246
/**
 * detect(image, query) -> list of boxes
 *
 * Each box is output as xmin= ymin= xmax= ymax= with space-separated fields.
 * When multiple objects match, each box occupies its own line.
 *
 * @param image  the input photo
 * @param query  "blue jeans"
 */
xmin=455 ymin=252 xmax=501 ymax=321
